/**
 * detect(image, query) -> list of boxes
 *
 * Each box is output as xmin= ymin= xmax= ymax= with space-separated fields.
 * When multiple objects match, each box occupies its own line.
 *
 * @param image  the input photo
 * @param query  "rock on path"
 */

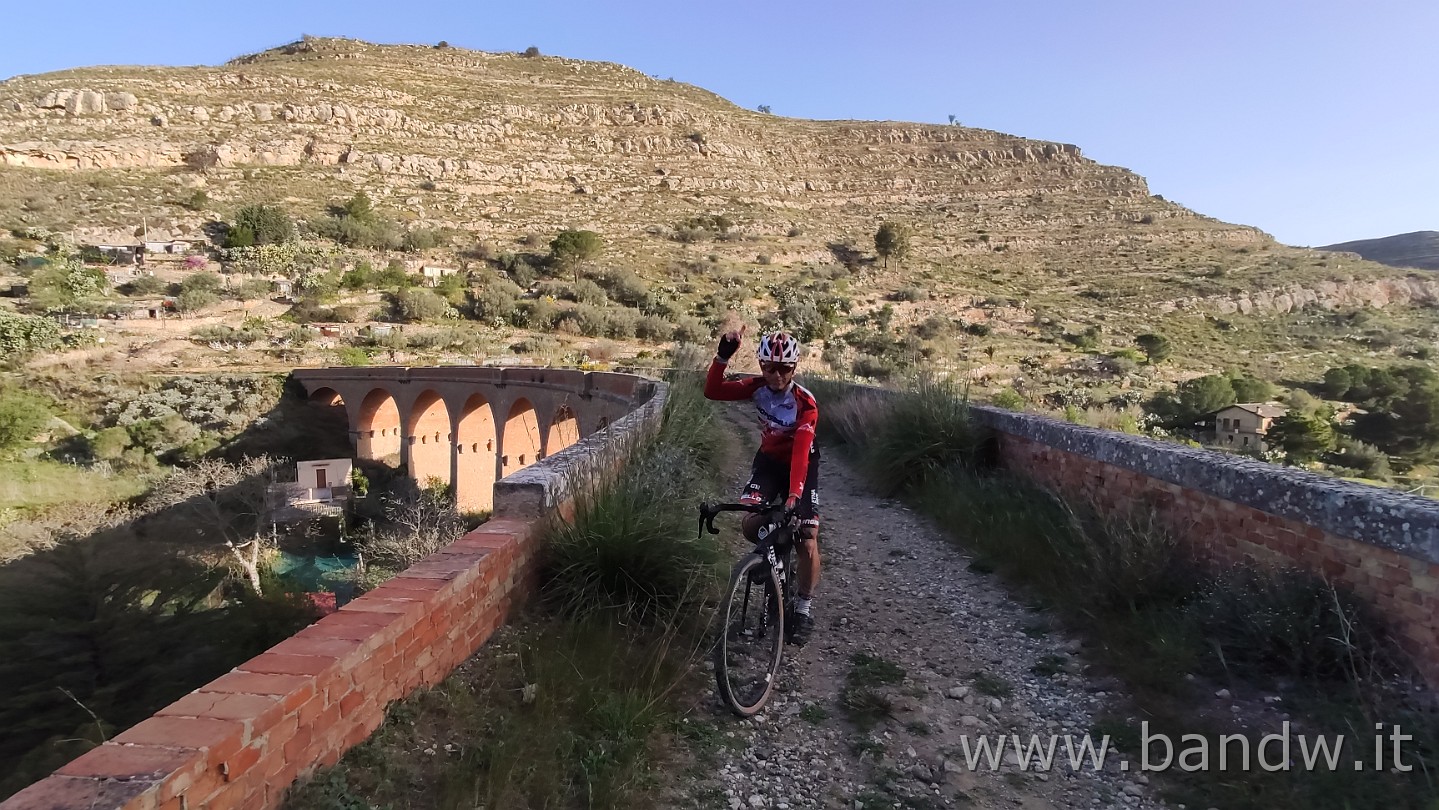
xmin=678 ymin=445 xmax=1172 ymax=810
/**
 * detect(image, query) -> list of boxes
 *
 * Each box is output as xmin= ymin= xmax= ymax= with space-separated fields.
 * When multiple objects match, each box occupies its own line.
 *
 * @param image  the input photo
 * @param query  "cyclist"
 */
xmin=704 ymin=325 xmax=821 ymax=646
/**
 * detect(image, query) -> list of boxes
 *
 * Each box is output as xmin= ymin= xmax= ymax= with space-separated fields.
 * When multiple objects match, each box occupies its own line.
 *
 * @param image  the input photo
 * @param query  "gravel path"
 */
xmin=678 ymin=441 xmax=1175 ymax=810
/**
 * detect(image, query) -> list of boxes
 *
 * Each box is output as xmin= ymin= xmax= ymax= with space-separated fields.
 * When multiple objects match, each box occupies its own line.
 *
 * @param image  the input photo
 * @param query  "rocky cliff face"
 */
xmin=1160 ymin=276 xmax=1439 ymax=315
xmin=0 ymin=37 xmax=1254 ymax=253
xmin=1319 ymin=231 xmax=1439 ymax=272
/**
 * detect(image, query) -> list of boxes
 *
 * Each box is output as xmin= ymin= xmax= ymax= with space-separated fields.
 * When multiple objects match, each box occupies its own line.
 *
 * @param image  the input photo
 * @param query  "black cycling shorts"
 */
xmin=740 ymin=448 xmax=820 ymax=526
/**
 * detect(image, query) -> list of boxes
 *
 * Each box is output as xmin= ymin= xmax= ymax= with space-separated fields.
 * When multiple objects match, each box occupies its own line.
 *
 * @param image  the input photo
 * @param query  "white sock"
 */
xmin=795 ymin=597 xmax=812 ymax=616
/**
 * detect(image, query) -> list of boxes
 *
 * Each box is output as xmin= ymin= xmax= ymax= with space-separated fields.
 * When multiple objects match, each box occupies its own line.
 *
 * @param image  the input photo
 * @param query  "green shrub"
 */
xmin=230 ymin=204 xmax=294 ymax=246
xmin=604 ymin=308 xmax=639 ymax=339
xmin=850 ymin=354 xmax=891 ymax=380
xmin=557 ymin=305 xmax=607 ymax=337
xmin=599 ymin=269 xmax=649 ymax=308
xmin=336 ymin=347 xmax=370 ymax=366
xmin=672 ymin=317 xmax=707 ymax=344
xmin=0 ymin=388 xmax=51 ymax=452
xmin=573 ymin=279 xmax=608 ymax=306
xmin=402 ymin=228 xmax=448 ymax=252
xmin=394 ymin=288 xmax=452 ymax=323
xmin=635 ymin=315 xmax=671 ymax=341
xmin=512 ymin=299 xmax=560 ymax=330
xmin=470 ymin=285 xmax=517 ymax=326
xmin=0 ymin=311 xmax=62 ymax=360
xmin=827 ymin=377 xmax=985 ymax=496
xmin=990 ymin=388 xmax=1025 ymax=410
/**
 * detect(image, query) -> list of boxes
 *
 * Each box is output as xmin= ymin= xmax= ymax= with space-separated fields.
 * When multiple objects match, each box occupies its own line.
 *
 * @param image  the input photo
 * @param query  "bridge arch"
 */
xmin=407 ymin=389 xmax=452 ymax=492
xmin=291 ymin=367 xmax=659 ymax=510
xmin=501 ymin=398 xmax=542 ymax=475
xmin=356 ymin=389 xmax=403 ymax=465
xmin=455 ymin=394 xmax=498 ymax=512
xmin=545 ymin=403 xmax=581 ymax=458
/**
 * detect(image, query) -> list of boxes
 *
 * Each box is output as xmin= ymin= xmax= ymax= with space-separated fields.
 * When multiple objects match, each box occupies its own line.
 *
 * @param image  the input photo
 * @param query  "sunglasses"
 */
xmin=761 ymin=362 xmax=795 ymax=375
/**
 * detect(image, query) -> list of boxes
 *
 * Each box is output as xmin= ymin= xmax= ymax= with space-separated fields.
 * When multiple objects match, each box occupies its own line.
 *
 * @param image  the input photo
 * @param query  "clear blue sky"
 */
xmin=2 ymin=0 xmax=1434 ymax=247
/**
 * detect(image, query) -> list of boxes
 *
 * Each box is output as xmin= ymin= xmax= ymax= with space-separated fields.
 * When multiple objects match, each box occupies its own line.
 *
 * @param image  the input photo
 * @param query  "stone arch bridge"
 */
xmin=292 ymin=366 xmax=658 ymax=512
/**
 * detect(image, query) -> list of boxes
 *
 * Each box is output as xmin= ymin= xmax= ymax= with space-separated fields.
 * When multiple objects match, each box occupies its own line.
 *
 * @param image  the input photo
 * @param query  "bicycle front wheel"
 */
xmin=713 ymin=553 xmax=785 ymax=717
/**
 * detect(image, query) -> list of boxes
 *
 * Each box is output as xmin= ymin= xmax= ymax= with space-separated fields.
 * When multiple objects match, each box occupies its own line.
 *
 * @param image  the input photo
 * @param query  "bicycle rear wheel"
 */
xmin=713 ymin=553 xmax=785 ymax=716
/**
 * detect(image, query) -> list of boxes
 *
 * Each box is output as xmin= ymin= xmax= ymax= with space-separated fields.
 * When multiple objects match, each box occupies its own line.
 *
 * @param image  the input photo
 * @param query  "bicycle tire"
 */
xmin=713 ymin=552 xmax=785 ymax=717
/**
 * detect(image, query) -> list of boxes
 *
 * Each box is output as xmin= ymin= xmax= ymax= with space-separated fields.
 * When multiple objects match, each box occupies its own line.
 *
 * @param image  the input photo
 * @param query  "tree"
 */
xmin=874 ymin=222 xmax=911 ymax=269
xmin=230 ymin=204 xmax=295 ymax=246
xmin=1377 ymin=384 xmax=1439 ymax=459
xmin=341 ymin=191 xmax=376 ymax=224
xmin=28 ymin=258 xmax=107 ymax=313
xmin=1135 ymin=333 xmax=1172 ymax=365
xmin=180 ymin=271 xmax=223 ymax=295
xmin=523 ymin=45 xmax=541 ymax=57
xmin=341 ymin=261 xmax=374 ymax=291
xmin=233 ymin=278 xmax=274 ymax=303
xmin=0 ymin=388 xmax=50 ymax=453
xmin=1230 ymin=374 xmax=1276 ymax=403
xmin=0 ymin=311 xmax=63 ymax=359
xmin=1267 ymin=413 xmax=1335 ymax=463
xmin=1322 ymin=367 xmax=1353 ymax=399
xmin=758 ymin=104 xmax=772 ymax=114
xmin=948 ymin=114 xmax=957 ymax=125
xmin=394 ymin=288 xmax=450 ymax=323
xmin=224 ymin=225 xmax=256 ymax=248
xmin=549 ymin=229 xmax=604 ymax=283
xmin=141 ymin=456 xmax=281 ymax=593
xmin=1152 ymin=374 xmax=1237 ymax=426
xmin=1180 ymin=375 xmax=1238 ymax=415
xmin=127 ymin=274 xmax=168 ymax=296
xmin=374 ymin=259 xmax=412 ymax=290
xmin=175 ymin=288 xmax=219 ymax=314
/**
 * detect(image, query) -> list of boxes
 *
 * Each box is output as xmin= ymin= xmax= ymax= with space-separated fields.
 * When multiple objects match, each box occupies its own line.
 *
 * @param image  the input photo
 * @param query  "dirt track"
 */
xmin=673 ymin=428 xmax=1170 ymax=810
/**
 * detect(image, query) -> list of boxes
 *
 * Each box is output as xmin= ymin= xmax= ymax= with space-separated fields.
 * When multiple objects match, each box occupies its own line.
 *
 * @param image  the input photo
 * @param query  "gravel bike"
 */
xmin=699 ymin=499 xmax=800 ymax=717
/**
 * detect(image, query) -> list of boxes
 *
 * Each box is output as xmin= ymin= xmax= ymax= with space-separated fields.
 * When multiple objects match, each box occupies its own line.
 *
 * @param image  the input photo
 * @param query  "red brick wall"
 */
xmin=0 ymin=518 xmax=542 ymax=810
xmin=1000 ymin=434 xmax=1439 ymax=682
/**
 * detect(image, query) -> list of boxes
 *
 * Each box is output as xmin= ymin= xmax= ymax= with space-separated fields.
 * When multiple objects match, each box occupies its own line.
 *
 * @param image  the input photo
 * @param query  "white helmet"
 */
xmin=757 ymin=332 xmax=801 ymax=364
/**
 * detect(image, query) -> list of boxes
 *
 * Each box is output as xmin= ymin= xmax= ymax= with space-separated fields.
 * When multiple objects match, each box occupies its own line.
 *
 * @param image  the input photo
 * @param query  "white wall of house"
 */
xmin=297 ymin=458 xmax=353 ymax=491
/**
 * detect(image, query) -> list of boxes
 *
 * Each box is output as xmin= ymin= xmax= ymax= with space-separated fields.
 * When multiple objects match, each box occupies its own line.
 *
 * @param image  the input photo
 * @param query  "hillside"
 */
xmin=1319 ymin=230 xmax=1439 ymax=271
xmin=1 ymin=35 xmax=1436 ymax=398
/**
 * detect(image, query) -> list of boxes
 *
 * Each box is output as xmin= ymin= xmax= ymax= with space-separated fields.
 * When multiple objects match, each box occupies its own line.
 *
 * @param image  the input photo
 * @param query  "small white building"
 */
xmin=143 ymin=239 xmax=193 ymax=254
xmin=420 ymin=265 xmax=460 ymax=286
xmin=297 ymin=458 xmax=353 ymax=494
xmin=95 ymin=244 xmax=142 ymax=264
xmin=266 ymin=458 xmax=354 ymax=526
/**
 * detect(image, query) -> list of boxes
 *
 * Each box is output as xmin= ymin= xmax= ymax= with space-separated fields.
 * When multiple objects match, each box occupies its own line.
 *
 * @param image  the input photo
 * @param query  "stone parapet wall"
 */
xmin=968 ymin=404 xmax=1439 ymax=681
xmin=0 ymin=375 xmax=667 ymax=810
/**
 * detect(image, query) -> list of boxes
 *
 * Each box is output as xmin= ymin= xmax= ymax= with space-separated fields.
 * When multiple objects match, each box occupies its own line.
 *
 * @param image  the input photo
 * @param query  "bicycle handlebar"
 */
xmin=698 ymin=501 xmax=787 ymax=536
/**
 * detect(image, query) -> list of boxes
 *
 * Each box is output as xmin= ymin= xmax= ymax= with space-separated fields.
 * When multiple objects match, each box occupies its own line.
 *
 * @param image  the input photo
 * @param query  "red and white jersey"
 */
xmin=704 ymin=357 xmax=818 ymax=498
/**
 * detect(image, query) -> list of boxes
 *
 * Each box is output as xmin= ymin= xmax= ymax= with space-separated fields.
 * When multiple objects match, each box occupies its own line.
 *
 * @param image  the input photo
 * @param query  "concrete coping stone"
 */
xmin=969 ymin=403 xmax=1439 ymax=564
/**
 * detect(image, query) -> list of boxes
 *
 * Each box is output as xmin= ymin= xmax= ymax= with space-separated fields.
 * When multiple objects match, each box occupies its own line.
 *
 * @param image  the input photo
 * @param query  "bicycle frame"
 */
xmin=699 ymin=500 xmax=799 ymax=607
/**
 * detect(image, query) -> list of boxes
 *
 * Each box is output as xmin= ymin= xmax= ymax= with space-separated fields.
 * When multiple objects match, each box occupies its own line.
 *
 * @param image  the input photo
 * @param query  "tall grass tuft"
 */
xmin=1189 ymin=567 xmax=1390 ymax=685
xmin=805 ymin=375 xmax=987 ymax=496
xmin=539 ymin=371 xmax=727 ymax=625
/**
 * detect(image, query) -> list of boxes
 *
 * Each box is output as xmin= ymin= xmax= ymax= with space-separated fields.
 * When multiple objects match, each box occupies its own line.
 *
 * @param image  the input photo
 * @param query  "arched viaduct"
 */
xmin=292 ymin=366 xmax=657 ymax=512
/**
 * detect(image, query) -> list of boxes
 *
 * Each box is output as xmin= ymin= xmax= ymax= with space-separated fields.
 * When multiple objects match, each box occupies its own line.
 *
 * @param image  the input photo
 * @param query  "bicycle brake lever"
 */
xmin=698 ymin=503 xmax=720 ymax=535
